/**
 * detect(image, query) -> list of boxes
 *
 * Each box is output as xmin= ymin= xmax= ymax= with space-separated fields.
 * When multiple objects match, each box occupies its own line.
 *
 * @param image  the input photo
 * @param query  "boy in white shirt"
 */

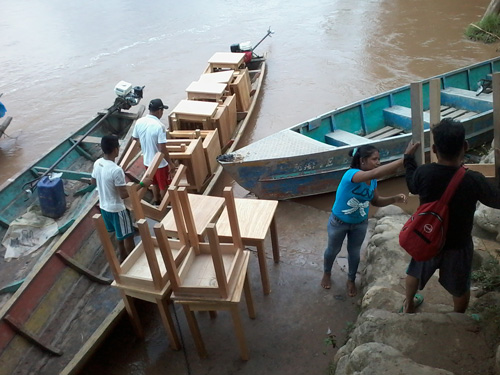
xmin=91 ymin=135 xmax=136 ymax=260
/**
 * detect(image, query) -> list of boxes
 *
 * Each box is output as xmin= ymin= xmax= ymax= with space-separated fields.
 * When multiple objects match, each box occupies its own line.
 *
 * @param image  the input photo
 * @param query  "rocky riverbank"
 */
xmin=333 ymin=205 xmax=500 ymax=375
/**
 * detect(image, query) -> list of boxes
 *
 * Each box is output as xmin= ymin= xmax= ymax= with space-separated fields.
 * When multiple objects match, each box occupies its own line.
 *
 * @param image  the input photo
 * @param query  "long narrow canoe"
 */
xmin=0 ymin=101 xmax=144 ymax=374
xmin=0 ymin=52 xmax=266 ymax=374
xmin=219 ymin=57 xmax=500 ymax=200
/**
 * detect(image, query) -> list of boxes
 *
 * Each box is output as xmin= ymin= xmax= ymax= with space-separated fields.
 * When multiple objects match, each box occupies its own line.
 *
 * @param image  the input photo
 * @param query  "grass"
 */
xmin=465 ymin=13 xmax=500 ymax=43
xmin=471 ymin=258 xmax=500 ymax=292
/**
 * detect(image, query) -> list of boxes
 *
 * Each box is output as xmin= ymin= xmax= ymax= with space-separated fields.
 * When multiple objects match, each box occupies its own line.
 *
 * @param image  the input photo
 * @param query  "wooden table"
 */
xmin=208 ymin=52 xmax=246 ymax=72
xmin=170 ymin=100 xmax=218 ymax=123
xmin=185 ymin=81 xmax=227 ymax=102
xmin=198 ymin=70 xmax=235 ymax=84
xmin=161 ymin=194 xmax=280 ymax=295
xmin=216 ymin=198 xmax=279 ymax=295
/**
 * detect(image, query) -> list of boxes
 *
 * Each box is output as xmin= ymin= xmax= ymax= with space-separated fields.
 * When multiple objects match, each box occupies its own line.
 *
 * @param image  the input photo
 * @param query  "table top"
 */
xmin=171 ymin=100 xmax=219 ymax=117
xmin=208 ymin=52 xmax=245 ymax=65
xmin=216 ymin=199 xmax=278 ymax=240
xmin=198 ymin=70 xmax=235 ymax=84
xmin=161 ymin=194 xmax=278 ymax=242
xmin=186 ymin=81 xmax=227 ymax=95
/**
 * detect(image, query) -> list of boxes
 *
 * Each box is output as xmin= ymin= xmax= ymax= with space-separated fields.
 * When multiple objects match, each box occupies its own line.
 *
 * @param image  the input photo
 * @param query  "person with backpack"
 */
xmin=402 ymin=118 xmax=500 ymax=313
xmin=321 ymin=142 xmax=419 ymax=296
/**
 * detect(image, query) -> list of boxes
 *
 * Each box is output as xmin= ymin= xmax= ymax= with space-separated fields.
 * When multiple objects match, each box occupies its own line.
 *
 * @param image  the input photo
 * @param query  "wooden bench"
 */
xmin=366 ymin=126 xmax=404 ymax=140
xmin=324 ymin=129 xmax=371 ymax=147
xmin=441 ymin=87 xmax=493 ymax=113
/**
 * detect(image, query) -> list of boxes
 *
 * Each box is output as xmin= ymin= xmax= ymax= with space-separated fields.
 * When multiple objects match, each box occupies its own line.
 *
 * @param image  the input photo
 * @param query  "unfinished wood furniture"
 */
xmin=166 ymin=138 xmax=209 ymax=193
xmin=93 ymin=209 xmax=190 ymax=351
xmin=169 ymin=98 xmax=236 ymax=149
xmin=168 ymin=129 xmax=221 ymax=174
xmin=170 ymin=99 xmax=218 ymax=129
xmin=216 ymin=198 xmax=279 ymax=295
xmin=186 ymin=81 xmax=228 ymax=102
xmin=161 ymin=191 xmax=280 ymax=295
xmin=125 ymin=163 xmax=187 ymax=222
xmin=212 ymin=94 xmax=237 ymax=148
xmin=229 ymin=69 xmax=252 ymax=112
xmin=198 ymin=69 xmax=235 ymax=85
xmin=207 ymin=52 xmax=246 ymax=72
xmin=154 ymin=186 xmax=255 ymax=360
xmin=160 ymin=190 xmax=225 ymax=240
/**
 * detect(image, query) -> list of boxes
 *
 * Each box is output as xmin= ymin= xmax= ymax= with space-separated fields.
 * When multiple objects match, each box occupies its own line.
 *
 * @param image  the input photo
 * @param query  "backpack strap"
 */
xmin=440 ymin=166 xmax=466 ymax=205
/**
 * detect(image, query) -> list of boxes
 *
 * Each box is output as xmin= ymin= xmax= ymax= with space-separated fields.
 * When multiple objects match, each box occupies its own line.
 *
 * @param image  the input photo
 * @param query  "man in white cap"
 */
xmin=132 ymin=98 xmax=174 ymax=204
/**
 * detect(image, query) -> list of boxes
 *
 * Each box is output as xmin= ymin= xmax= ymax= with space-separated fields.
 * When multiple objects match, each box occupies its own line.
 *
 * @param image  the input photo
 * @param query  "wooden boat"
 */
xmin=0 ymin=97 xmax=12 ymax=139
xmin=0 ymin=99 xmax=145 ymax=374
xmin=0 ymin=116 xmax=12 ymax=138
xmin=0 ymin=47 xmax=267 ymax=374
xmin=218 ymin=57 xmax=500 ymax=200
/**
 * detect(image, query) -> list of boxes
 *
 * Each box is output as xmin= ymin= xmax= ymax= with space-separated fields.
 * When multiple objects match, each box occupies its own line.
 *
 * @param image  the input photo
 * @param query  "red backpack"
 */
xmin=399 ymin=166 xmax=466 ymax=261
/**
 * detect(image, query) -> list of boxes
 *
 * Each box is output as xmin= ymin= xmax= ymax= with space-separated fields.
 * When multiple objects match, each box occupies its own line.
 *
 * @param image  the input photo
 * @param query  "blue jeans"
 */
xmin=323 ymin=213 xmax=368 ymax=281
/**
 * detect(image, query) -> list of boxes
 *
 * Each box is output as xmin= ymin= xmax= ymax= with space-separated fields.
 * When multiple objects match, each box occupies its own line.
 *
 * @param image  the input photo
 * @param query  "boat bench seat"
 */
xmin=441 ymin=87 xmax=492 ymax=113
xmin=325 ymin=129 xmax=371 ymax=147
xmin=383 ymin=106 xmax=431 ymax=131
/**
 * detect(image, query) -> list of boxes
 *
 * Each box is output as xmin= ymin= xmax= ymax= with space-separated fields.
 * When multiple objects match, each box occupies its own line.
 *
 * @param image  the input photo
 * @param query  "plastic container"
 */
xmin=37 ymin=176 xmax=66 ymax=219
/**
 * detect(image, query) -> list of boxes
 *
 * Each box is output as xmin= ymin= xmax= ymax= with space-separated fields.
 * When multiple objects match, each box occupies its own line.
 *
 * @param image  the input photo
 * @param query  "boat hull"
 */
xmin=220 ymin=57 xmax=500 ymax=200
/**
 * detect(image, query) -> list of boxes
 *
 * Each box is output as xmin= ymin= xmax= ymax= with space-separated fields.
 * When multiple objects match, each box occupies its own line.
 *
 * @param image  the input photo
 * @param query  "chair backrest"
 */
xmin=126 ymin=161 xmax=187 ymax=222
xmin=159 ymin=186 xmax=245 ymax=299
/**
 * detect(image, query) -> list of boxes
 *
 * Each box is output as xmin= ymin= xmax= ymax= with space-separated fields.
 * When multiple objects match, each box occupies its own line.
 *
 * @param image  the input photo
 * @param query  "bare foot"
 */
xmin=346 ymin=280 xmax=357 ymax=297
xmin=321 ymin=273 xmax=331 ymax=289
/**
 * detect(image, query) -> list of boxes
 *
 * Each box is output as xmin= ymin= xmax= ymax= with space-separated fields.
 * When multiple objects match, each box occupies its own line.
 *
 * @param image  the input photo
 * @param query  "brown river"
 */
xmin=0 ymin=0 xmax=498 ymax=373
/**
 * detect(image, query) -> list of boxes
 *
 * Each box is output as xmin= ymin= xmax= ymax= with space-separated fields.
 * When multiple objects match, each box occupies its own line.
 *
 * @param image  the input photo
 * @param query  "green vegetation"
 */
xmin=465 ymin=13 xmax=500 ymax=43
xmin=470 ymin=258 xmax=500 ymax=347
xmin=471 ymin=258 xmax=500 ymax=292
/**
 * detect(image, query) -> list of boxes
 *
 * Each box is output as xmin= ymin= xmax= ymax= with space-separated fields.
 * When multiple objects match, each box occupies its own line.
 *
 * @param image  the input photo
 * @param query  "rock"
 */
xmin=335 ymin=342 xmax=454 ymax=375
xmin=474 ymin=203 xmax=500 ymax=241
xmin=496 ymin=344 xmax=500 ymax=375
xmin=333 ymin=210 xmax=500 ymax=375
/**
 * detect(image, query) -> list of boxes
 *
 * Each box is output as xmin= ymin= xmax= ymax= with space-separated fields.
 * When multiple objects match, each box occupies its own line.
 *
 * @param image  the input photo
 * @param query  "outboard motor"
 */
xmin=230 ymin=28 xmax=274 ymax=64
xmin=113 ymin=81 xmax=145 ymax=110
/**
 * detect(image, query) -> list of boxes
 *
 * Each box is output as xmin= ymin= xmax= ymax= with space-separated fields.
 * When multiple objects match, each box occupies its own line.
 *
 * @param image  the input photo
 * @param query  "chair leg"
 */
xmin=243 ymin=271 xmax=256 ymax=319
xmin=182 ymin=304 xmax=208 ymax=358
xmin=156 ymin=297 xmax=181 ymax=350
xmin=121 ymin=292 xmax=144 ymax=339
xmin=230 ymin=304 xmax=249 ymax=361
xmin=256 ymin=242 xmax=271 ymax=295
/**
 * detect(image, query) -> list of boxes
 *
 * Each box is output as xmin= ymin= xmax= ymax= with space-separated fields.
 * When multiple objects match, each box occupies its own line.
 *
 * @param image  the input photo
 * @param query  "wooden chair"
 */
xmin=125 ymin=161 xmax=187 ymax=222
xmin=92 ymin=198 xmax=190 ymax=350
xmin=153 ymin=186 xmax=255 ymax=360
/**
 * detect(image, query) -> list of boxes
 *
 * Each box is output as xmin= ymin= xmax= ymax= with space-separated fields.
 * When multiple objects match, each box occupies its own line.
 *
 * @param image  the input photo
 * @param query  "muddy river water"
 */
xmin=0 ymin=0 xmax=498 ymax=372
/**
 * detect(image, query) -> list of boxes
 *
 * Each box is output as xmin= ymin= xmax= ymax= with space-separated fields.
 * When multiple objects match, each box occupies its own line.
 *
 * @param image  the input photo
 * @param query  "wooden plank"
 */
xmin=71 ymin=135 xmax=103 ymax=144
xmin=493 ymin=72 xmax=500 ymax=184
xmin=411 ymin=81 xmax=424 ymax=165
xmin=365 ymin=126 xmax=394 ymax=139
xmin=429 ymin=79 xmax=441 ymax=163
xmin=370 ymin=127 xmax=403 ymax=140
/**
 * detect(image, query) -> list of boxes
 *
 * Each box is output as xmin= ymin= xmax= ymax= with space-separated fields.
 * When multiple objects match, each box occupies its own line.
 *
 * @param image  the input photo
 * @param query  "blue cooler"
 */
xmin=37 ymin=176 xmax=66 ymax=219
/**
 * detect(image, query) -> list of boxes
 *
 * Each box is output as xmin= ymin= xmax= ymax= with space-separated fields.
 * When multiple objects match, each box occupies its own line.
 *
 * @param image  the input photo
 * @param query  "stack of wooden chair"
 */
xmin=94 ymin=179 xmax=256 ymax=359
